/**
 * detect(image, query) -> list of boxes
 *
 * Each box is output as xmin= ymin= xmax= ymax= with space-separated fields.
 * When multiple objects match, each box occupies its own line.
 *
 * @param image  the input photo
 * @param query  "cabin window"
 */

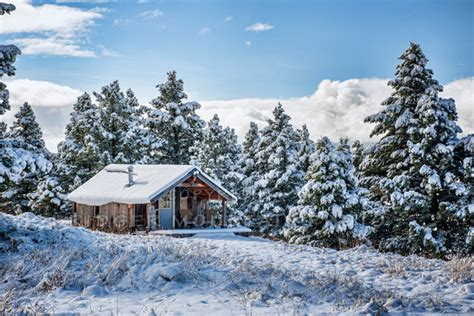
xmin=159 ymin=191 xmax=172 ymax=209
xmin=73 ymin=203 xmax=76 ymax=213
xmin=94 ymin=206 xmax=99 ymax=216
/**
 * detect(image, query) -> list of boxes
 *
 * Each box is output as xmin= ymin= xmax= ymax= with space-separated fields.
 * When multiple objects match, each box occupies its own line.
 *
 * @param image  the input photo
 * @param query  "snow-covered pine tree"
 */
xmin=361 ymin=42 xmax=472 ymax=257
xmin=29 ymin=93 xmax=104 ymax=217
xmin=0 ymin=3 xmax=20 ymax=132
xmin=193 ymin=114 xmax=243 ymax=225
xmin=251 ymin=103 xmax=304 ymax=235
xmin=7 ymin=102 xmax=47 ymax=153
xmin=93 ymin=81 xmax=145 ymax=165
xmin=56 ymin=93 xmax=104 ymax=190
xmin=145 ymin=70 xmax=205 ymax=164
xmin=0 ymin=4 xmax=52 ymax=215
xmin=400 ymin=84 xmax=472 ymax=256
xmin=28 ymin=173 xmax=69 ymax=217
xmin=285 ymin=137 xmax=370 ymax=248
xmin=237 ymin=122 xmax=261 ymax=227
xmin=360 ymin=43 xmax=440 ymax=203
xmin=194 ymin=114 xmax=242 ymax=188
xmin=121 ymin=88 xmax=149 ymax=163
xmin=1 ymin=102 xmax=51 ymax=214
xmin=295 ymin=124 xmax=315 ymax=174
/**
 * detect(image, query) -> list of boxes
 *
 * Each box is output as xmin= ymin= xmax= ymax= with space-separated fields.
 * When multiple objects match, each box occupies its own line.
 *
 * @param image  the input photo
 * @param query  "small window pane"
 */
xmin=159 ymin=191 xmax=172 ymax=209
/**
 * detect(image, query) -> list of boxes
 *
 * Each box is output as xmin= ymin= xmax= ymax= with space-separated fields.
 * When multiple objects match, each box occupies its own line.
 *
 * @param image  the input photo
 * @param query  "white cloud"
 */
xmin=113 ymin=18 xmax=131 ymax=25
xmin=12 ymin=37 xmax=96 ymax=57
xmin=5 ymin=79 xmax=82 ymax=108
xmin=245 ymin=22 xmax=274 ymax=32
xmin=3 ymin=77 xmax=472 ymax=152
xmin=0 ymin=0 xmax=106 ymax=57
xmin=98 ymin=45 xmax=120 ymax=57
xmin=2 ymin=79 xmax=82 ymax=151
xmin=140 ymin=9 xmax=164 ymax=19
xmin=199 ymin=78 xmax=474 ymax=143
xmin=443 ymin=78 xmax=474 ymax=136
xmin=199 ymin=26 xmax=211 ymax=35
xmin=244 ymin=41 xmax=252 ymax=47
xmin=224 ymin=16 xmax=232 ymax=22
xmin=0 ymin=0 xmax=102 ymax=36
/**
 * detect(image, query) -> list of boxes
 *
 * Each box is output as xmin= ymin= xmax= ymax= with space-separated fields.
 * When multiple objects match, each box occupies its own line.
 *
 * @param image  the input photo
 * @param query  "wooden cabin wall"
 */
xmin=73 ymin=202 xmax=139 ymax=233
xmin=72 ymin=203 xmax=94 ymax=228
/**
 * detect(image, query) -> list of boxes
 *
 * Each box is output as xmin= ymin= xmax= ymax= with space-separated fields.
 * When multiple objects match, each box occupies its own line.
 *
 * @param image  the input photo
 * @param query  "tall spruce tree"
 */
xmin=123 ymin=88 xmax=149 ymax=163
xmin=194 ymin=114 xmax=242 ymax=188
xmin=57 ymin=92 xmax=104 ymax=190
xmin=238 ymin=122 xmax=261 ymax=227
xmin=361 ymin=42 xmax=472 ymax=257
xmin=145 ymin=70 xmax=205 ymax=164
xmin=0 ymin=2 xmax=20 ymax=141
xmin=361 ymin=43 xmax=440 ymax=202
xmin=94 ymin=81 xmax=145 ymax=164
xmin=285 ymin=137 xmax=371 ymax=248
xmin=401 ymin=83 xmax=472 ymax=256
xmin=251 ymin=103 xmax=304 ymax=235
xmin=28 ymin=93 xmax=103 ymax=216
xmin=0 ymin=4 xmax=51 ymax=215
xmin=8 ymin=102 xmax=47 ymax=153
xmin=194 ymin=114 xmax=243 ymax=225
xmin=1 ymin=102 xmax=51 ymax=214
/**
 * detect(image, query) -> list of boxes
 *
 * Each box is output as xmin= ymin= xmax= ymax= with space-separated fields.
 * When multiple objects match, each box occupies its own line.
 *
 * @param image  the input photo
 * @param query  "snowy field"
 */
xmin=1 ymin=213 xmax=473 ymax=315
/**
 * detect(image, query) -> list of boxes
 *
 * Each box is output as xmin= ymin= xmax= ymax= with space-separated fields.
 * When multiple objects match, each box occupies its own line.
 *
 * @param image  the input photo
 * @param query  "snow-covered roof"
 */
xmin=68 ymin=164 xmax=236 ymax=206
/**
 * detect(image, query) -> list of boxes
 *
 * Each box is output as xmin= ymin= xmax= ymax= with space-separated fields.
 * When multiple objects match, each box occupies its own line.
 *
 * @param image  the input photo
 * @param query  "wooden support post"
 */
xmin=221 ymin=199 xmax=227 ymax=228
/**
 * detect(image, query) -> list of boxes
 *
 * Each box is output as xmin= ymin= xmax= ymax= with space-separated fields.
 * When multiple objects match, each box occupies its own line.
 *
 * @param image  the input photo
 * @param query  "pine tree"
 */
xmin=30 ymin=93 xmax=104 ymax=217
xmin=401 ymin=85 xmax=472 ymax=256
xmin=194 ymin=114 xmax=242 ymax=188
xmin=237 ymin=122 xmax=261 ymax=227
xmin=295 ymin=124 xmax=315 ymax=174
xmin=1 ymin=102 xmax=51 ymax=214
xmin=8 ymin=102 xmax=47 ymax=153
xmin=194 ymin=114 xmax=243 ymax=225
xmin=285 ymin=137 xmax=371 ymax=248
xmin=123 ymin=89 xmax=149 ymax=163
xmin=0 ymin=3 xmax=20 ymax=135
xmin=251 ymin=103 xmax=304 ymax=235
xmin=28 ymin=173 xmax=69 ymax=217
xmin=361 ymin=42 xmax=473 ymax=257
xmin=93 ymin=81 xmax=145 ymax=164
xmin=145 ymin=70 xmax=205 ymax=164
xmin=57 ymin=93 xmax=104 ymax=190
xmin=0 ymin=5 xmax=52 ymax=215
xmin=361 ymin=43 xmax=440 ymax=200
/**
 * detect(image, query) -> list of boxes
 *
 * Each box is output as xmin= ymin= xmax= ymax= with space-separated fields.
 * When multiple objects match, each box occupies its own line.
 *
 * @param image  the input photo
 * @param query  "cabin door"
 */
xmin=159 ymin=209 xmax=173 ymax=229
xmin=135 ymin=204 xmax=147 ymax=229
xmin=158 ymin=190 xmax=173 ymax=230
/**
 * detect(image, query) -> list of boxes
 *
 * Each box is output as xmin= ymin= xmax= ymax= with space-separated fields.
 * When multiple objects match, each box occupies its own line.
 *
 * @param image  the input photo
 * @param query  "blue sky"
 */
xmin=1 ymin=0 xmax=473 ymax=151
xmin=6 ymin=0 xmax=474 ymax=101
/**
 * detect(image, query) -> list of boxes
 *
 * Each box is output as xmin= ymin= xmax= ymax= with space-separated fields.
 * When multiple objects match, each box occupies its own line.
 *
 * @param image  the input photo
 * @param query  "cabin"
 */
xmin=68 ymin=164 xmax=237 ymax=233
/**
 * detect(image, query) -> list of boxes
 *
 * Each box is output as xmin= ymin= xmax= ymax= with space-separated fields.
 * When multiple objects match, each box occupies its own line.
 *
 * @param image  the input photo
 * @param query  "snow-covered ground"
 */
xmin=1 ymin=213 xmax=473 ymax=315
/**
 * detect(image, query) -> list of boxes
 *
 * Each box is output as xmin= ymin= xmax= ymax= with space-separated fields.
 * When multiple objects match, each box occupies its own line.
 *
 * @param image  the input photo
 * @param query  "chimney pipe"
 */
xmin=127 ymin=165 xmax=134 ymax=186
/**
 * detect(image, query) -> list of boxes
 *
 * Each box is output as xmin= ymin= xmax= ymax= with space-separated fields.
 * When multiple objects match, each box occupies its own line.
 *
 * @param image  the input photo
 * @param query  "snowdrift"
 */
xmin=0 ymin=213 xmax=472 ymax=314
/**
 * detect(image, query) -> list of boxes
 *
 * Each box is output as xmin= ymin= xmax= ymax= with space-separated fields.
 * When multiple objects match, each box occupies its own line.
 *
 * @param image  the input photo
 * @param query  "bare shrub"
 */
xmin=446 ymin=257 xmax=473 ymax=283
